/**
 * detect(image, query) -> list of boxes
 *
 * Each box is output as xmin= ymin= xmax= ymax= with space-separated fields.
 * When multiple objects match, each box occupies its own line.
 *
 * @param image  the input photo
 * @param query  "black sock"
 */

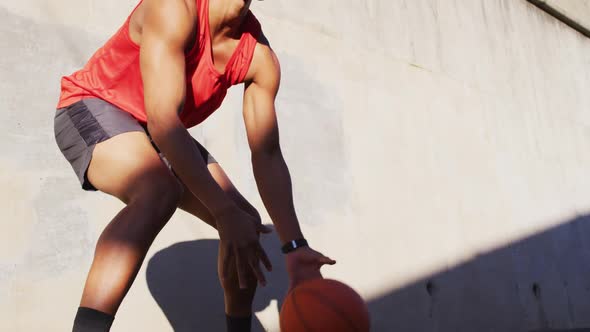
xmin=225 ymin=314 xmax=252 ymax=332
xmin=72 ymin=307 xmax=115 ymax=332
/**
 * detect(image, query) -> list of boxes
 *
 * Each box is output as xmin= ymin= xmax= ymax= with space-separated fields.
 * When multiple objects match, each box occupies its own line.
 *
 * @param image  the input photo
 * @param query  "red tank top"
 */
xmin=56 ymin=0 xmax=261 ymax=128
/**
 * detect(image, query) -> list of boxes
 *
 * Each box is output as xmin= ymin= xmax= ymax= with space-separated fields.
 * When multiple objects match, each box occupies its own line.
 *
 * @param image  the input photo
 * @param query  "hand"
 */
xmin=285 ymin=246 xmax=336 ymax=291
xmin=216 ymin=206 xmax=273 ymax=289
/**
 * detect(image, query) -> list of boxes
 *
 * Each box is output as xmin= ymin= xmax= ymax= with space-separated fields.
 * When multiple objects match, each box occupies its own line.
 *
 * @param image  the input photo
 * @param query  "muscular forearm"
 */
xmin=252 ymin=149 xmax=304 ymax=243
xmin=148 ymin=117 xmax=235 ymax=217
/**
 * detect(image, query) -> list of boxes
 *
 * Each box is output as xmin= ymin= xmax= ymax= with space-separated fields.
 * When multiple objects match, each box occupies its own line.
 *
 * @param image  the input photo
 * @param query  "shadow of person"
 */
xmin=146 ymin=225 xmax=288 ymax=332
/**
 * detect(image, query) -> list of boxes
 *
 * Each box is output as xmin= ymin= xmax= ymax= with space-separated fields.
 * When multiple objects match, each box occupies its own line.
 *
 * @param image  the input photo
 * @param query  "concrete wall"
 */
xmin=1 ymin=0 xmax=590 ymax=331
xmin=529 ymin=0 xmax=590 ymax=37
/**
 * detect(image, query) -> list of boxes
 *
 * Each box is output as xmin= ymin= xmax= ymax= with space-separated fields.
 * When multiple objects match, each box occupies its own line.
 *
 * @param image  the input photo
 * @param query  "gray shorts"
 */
xmin=54 ymin=98 xmax=217 ymax=191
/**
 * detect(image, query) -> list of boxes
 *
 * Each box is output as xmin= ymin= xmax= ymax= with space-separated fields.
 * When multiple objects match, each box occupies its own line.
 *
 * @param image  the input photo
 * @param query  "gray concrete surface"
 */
xmin=1 ymin=0 xmax=590 ymax=331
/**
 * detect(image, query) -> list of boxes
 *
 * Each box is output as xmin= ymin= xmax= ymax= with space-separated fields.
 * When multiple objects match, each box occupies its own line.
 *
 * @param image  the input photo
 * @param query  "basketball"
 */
xmin=280 ymin=278 xmax=370 ymax=332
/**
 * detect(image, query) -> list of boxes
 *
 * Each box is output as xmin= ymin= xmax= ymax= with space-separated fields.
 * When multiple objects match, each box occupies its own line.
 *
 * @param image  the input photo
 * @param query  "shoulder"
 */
xmin=245 ymin=30 xmax=281 ymax=88
xmin=141 ymin=0 xmax=195 ymax=46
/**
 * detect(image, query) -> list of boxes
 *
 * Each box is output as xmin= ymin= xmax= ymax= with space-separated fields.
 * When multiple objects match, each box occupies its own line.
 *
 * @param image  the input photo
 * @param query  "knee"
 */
xmin=129 ymin=174 xmax=184 ymax=220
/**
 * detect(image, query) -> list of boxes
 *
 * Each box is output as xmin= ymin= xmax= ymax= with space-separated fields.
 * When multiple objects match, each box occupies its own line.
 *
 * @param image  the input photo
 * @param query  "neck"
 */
xmin=209 ymin=0 xmax=250 ymax=39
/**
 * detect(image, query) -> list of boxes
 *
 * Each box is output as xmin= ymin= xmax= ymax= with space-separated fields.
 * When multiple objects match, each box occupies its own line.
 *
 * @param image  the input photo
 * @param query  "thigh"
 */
xmin=54 ymin=98 xmax=179 ymax=201
xmin=87 ymin=130 xmax=180 ymax=204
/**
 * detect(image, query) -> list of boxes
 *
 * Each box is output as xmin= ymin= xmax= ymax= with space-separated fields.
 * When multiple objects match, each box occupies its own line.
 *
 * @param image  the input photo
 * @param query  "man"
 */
xmin=53 ymin=0 xmax=336 ymax=331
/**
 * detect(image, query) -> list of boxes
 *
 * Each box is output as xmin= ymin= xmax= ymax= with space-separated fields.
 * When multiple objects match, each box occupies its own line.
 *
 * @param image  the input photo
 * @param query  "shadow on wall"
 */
xmin=147 ymin=216 xmax=590 ymax=332
xmin=367 ymin=214 xmax=590 ymax=332
xmin=146 ymin=228 xmax=288 ymax=332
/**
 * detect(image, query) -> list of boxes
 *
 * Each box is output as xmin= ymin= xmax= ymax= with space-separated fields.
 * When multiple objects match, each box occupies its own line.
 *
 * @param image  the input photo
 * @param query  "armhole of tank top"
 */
xmin=124 ymin=0 xmax=144 ymax=50
xmin=234 ymin=15 xmax=262 ymax=84
xmin=124 ymin=0 xmax=199 ymax=55
xmin=185 ymin=0 xmax=202 ymax=58
xmin=244 ymin=11 xmax=262 ymax=47
xmin=129 ymin=0 xmax=143 ymax=20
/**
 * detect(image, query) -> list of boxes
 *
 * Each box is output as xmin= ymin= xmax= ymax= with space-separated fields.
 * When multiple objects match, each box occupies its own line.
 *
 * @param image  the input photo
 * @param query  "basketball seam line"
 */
xmin=297 ymin=288 xmax=362 ymax=332
xmin=291 ymin=289 xmax=313 ymax=332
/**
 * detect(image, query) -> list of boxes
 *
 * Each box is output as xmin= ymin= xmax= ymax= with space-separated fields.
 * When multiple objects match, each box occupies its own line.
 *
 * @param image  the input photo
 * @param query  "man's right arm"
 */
xmin=139 ymin=0 xmax=234 ymax=216
xmin=139 ymin=0 xmax=272 ymax=288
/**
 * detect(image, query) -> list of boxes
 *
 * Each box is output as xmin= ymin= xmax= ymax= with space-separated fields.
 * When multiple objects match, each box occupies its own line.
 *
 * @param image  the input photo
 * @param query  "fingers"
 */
xmin=318 ymin=256 xmax=336 ymax=265
xmin=233 ymin=247 xmax=250 ymax=289
xmin=234 ymin=243 xmax=270 ymax=289
xmin=256 ymin=243 xmax=272 ymax=271
xmin=221 ymin=244 xmax=233 ymax=279
xmin=300 ymin=251 xmax=337 ymax=267
xmin=248 ymin=255 xmax=266 ymax=287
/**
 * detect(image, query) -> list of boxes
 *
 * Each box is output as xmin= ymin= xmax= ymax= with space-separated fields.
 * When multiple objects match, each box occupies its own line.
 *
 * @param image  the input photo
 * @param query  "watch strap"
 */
xmin=281 ymin=238 xmax=308 ymax=254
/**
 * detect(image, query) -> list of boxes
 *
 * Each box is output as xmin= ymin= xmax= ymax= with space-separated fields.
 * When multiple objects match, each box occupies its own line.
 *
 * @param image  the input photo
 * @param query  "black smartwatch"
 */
xmin=281 ymin=238 xmax=308 ymax=254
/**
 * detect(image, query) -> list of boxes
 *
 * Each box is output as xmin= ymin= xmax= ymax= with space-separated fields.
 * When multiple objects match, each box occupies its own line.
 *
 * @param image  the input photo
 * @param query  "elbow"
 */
xmin=144 ymin=99 xmax=184 ymax=140
xmin=146 ymin=114 xmax=181 ymax=144
xmin=146 ymin=120 xmax=167 ymax=143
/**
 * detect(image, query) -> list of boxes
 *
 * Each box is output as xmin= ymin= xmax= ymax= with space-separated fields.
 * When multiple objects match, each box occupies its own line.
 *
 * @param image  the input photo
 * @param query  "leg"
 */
xmin=82 ymin=131 xmax=184 ymax=315
xmin=178 ymin=162 xmax=261 ymax=318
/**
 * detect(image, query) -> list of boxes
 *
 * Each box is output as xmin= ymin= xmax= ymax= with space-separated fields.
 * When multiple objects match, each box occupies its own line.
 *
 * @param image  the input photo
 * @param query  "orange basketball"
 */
xmin=280 ymin=278 xmax=370 ymax=332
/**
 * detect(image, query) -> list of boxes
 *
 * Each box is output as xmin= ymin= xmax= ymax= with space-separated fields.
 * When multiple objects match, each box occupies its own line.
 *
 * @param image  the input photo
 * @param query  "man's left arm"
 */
xmin=243 ymin=40 xmax=335 ymax=288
